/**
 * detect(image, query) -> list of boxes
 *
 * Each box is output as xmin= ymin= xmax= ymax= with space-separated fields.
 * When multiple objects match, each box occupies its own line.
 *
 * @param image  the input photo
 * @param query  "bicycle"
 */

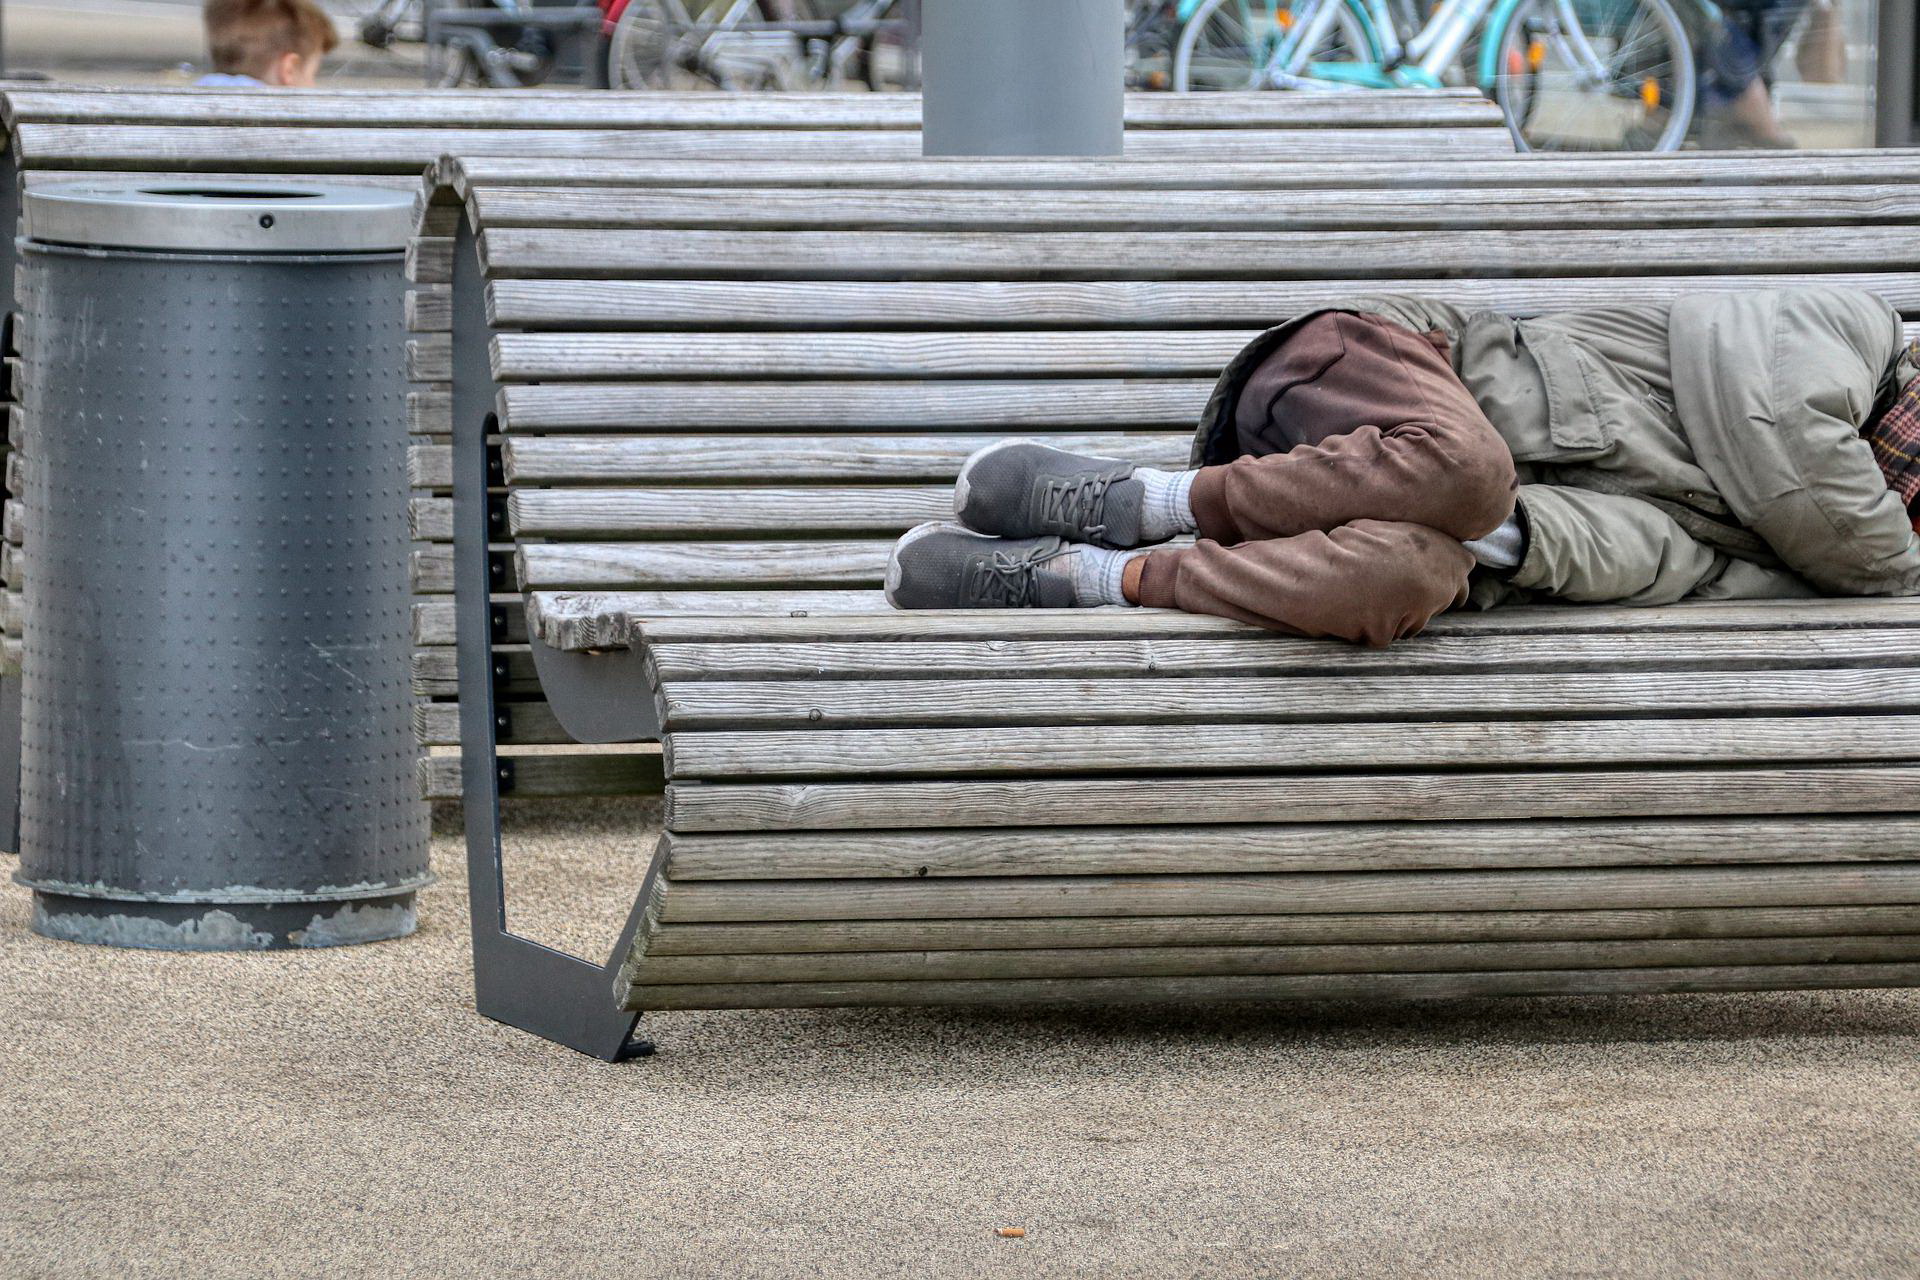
xmin=353 ymin=0 xmax=604 ymax=87
xmin=1170 ymin=0 xmax=1710 ymax=152
xmin=604 ymin=0 xmax=919 ymax=92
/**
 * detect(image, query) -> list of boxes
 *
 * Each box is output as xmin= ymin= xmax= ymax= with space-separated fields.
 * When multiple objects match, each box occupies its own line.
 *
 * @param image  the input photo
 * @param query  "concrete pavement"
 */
xmin=3 ymin=798 xmax=1919 ymax=1278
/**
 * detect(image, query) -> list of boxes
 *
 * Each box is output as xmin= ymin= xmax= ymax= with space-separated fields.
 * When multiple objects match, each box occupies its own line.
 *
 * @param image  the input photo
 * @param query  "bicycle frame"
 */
xmin=1191 ymin=0 xmax=1721 ymax=95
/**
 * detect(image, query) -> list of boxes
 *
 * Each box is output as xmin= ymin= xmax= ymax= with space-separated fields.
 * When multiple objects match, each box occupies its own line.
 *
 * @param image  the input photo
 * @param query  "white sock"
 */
xmin=1463 ymin=514 xmax=1526 ymax=569
xmin=1067 ymin=545 xmax=1145 ymax=607
xmin=1134 ymin=468 xmax=1198 ymax=543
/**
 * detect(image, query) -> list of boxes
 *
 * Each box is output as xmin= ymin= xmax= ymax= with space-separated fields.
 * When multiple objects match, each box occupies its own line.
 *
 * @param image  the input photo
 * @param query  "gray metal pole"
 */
xmin=920 ymin=0 xmax=1123 ymax=156
xmin=1877 ymin=0 xmax=1916 ymax=146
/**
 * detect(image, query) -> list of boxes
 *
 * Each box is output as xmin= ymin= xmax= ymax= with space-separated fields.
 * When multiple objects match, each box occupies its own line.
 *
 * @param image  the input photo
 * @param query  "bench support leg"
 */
xmin=451 ymin=221 xmax=650 ymax=1061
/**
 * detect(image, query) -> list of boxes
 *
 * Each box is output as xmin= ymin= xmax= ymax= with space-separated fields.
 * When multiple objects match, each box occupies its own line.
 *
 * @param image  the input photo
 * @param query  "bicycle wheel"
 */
xmin=1172 ymin=0 xmax=1373 ymax=92
xmin=609 ymin=0 xmax=732 ymax=88
xmin=1490 ymin=0 xmax=1696 ymax=151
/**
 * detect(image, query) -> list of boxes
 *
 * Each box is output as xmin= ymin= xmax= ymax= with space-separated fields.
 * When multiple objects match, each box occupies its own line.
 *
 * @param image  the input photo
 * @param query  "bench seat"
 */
xmin=606 ymin=603 xmax=1920 ymax=1011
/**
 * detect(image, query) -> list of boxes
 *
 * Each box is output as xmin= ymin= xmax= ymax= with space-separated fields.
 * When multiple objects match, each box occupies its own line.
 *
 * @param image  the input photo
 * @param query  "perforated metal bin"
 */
xmin=14 ymin=182 xmax=430 ymax=949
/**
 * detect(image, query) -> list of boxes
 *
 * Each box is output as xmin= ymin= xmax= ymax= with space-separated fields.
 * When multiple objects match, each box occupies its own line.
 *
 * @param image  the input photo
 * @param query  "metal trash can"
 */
xmin=14 ymin=182 xmax=430 ymax=949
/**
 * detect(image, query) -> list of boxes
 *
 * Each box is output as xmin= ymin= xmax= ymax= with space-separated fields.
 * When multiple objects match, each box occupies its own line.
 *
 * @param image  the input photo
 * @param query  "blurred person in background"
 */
xmin=1697 ymin=0 xmax=1808 ymax=147
xmin=198 ymin=0 xmax=340 ymax=87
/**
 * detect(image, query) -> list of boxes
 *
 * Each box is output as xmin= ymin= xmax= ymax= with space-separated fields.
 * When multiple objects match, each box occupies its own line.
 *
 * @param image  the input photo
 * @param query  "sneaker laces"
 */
xmin=1037 ymin=468 xmax=1124 ymax=540
xmin=962 ymin=544 xmax=1061 ymax=607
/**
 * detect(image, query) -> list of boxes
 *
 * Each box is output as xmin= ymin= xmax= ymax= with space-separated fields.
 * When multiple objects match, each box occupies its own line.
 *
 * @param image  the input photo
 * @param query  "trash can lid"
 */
xmin=23 ymin=181 xmax=415 ymax=254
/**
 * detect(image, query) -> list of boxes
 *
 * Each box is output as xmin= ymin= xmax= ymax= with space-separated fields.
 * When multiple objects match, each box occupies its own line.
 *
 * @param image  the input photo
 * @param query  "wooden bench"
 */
xmin=420 ymin=151 xmax=1920 ymax=1058
xmin=0 ymin=87 xmax=1510 ymax=806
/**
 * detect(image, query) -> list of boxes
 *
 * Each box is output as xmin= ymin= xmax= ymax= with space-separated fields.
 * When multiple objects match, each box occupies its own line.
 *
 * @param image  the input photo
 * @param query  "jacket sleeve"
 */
xmin=1511 ymin=484 xmax=1769 ymax=605
xmin=1668 ymin=288 xmax=1920 ymax=596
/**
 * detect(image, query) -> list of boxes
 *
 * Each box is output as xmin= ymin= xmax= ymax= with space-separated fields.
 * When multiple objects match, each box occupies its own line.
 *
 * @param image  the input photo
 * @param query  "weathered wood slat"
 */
xmin=14 ymin=124 xmax=1510 ymax=170
xmin=486 ymin=273 xmax=1920 ymax=330
xmin=661 ymin=815 xmax=1920 ymax=880
xmin=508 ymin=485 xmax=952 ymax=536
xmin=665 ymin=716 xmax=1920 ymax=780
xmin=532 ymin=593 xmax=1920 ymax=654
xmin=444 ymin=153 xmax=1920 ymax=192
xmin=409 ymin=497 xmax=452 ymax=542
xmin=644 ymin=628 xmax=1920 ymax=681
xmin=408 ymin=333 xmax=453 ymax=382
xmin=536 ymin=594 xmax=1920 ymax=653
xmin=408 ymin=389 xmax=452 ymax=435
xmin=655 ymin=864 xmax=1920 ymax=924
xmin=622 ymin=961 xmax=1920 ymax=1010
xmin=413 ymin=698 xmax=569 ymax=747
xmin=517 ymin=541 xmax=891 ymax=590
xmin=644 ymin=904 xmax=1920 ymax=955
xmin=634 ymin=934 xmax=1920 ymax=986
xmin=497 ymin=379 xmax=1210 ymax=433
xmin=471 ymin=184 xmax=1920 ymax=232
xmin=624 ymin=597 xmax=1920 ymax=642
xmin=408 ymin=444 xmax=453 ymax=490
xmin=503 ymin=433 xmax=1190 ymax=484
xmin=657 ymin=670 xmax=1920 ymax=730
xmin=661 ymin=765 xmax=1920 ymax=832
xmin=492 ymin=330 xmax=1258 ymax=379
xmin=407 ymin=237 xmax=453 ymax=286
xmin=6 ymin=88 xmax=1502 ymax=130
xmin=406 ymin=286 xmax=452 ymax=334
xmin=478 ymin=225 xmax=1917 ymax=280
xmin=519 ymin=590 xmax=886 ymax=650
xmin=416 ymin=750 xmax=662 ymax=799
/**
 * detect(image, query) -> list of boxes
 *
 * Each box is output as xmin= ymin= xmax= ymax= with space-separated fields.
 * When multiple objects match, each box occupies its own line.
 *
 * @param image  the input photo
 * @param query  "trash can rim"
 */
xmin=22 ymin=180 xmax=414 ymax=254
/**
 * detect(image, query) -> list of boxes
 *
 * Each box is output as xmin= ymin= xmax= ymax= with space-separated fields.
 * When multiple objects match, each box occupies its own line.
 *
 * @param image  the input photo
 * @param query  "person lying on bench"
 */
xmin=887 ymin=288 xmax=1920 ymax=646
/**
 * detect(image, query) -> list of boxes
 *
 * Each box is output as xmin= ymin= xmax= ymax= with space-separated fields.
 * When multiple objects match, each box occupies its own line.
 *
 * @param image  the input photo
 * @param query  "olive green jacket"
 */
xmin=1192 ymin=288 xmax=1920 ymax=605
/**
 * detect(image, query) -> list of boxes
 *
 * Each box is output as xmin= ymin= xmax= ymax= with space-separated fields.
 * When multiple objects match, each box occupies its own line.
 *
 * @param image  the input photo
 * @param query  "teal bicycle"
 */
xmin=1164 ymin=0 xmax=1707 ymax=152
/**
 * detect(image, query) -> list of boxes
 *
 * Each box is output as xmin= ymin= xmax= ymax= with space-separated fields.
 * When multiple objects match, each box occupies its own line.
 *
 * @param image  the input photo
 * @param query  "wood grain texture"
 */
xmin=491 ymin=330 xmax=1258 ymax=380
xmin=407 ymin=389 xmax=452 ymax=435
xmin=525 ymin=589 xmax=885 ymax=651
xmin=516 ymin=540 xmax=891 ymax=589
xmin=486 ymin=273 xmax=1920 ymax=329
xmin=416 ymin=749 xmax=662 ymax=799
xmin=633 ymin=934 xmax=1920 ymax=986
xmin=470 ymin=184 xmax=1920 ymax=232
xmin=406 ymin=286 xmax=452 ymax=334
xmin=654 ymin=864 xmax=1920 ymax=923
xmin=496 ymin=379 xmax=1210 ymax=433
xmin=655 ymin=670 xmax=1920 ymax=730
xmin=643 ymin=904 xmax=1920 ymax=955
xmin=663 ymin=715 xmax=1920 ymax=779
xmin=4 ymin=88 xmax=1502 ymax=130
xmin=502 ymin=432 xmax=1190 ymax=484
xmin=478 ymin=225 xmax=1915 ymax=280
xmin=660 ymin=815 xmax=1920 ymax=880
xmin=661 ymin=765 xmax=1920 ymax=832
xmin=13 ymin=124 xmax=1509 ymax=169
xmin=443 ymin=152 xmax=1920 ymax=192
xmin=408 ymin=444 xmax=453 ymax=490
xmin=509 ymin=486 xmax=952 ymax=536
xmin=643 ymin=627 xmax=1920 ymax=680
xmin=621 ymin=961 xmax=1920 ymax=1010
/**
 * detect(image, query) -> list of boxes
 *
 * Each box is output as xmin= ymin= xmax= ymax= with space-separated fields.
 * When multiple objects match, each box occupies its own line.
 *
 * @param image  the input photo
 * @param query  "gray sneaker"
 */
xmin=953 ymin=440 xmax=1147 ymax=548
xmin=886 ymin=521 xmax=1081 ymax=610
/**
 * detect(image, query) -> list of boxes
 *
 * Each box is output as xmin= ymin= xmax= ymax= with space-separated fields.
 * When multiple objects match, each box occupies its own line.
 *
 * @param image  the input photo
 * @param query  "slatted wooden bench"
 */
xmin=420 ymin=151 xmax=1920 ymax=1058
xmin=0 ymin=86 xmax=1510 ymax=806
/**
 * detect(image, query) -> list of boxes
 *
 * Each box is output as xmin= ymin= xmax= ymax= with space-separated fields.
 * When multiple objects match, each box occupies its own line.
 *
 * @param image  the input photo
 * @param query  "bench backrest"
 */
xmin=0 ymin=86 xmax=1510 ymax=684
xmin=407 ymin=150 xmax=1920 ymax=798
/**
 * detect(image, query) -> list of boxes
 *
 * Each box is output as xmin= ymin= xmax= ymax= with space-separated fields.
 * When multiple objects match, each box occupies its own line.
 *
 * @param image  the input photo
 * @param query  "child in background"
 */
xmin=198 ymin=0 xmax=339 ymax=87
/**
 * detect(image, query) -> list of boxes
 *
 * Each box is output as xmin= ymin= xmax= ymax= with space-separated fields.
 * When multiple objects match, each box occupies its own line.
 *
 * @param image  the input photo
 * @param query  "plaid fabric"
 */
xmin=1866 ymin=346 xmax=1920 ymax=533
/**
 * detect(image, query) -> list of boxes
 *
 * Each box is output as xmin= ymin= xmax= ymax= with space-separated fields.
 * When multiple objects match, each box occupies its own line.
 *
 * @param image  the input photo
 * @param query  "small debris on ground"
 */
xmin=995 ymin=1227 xmax=1026 ymax=1239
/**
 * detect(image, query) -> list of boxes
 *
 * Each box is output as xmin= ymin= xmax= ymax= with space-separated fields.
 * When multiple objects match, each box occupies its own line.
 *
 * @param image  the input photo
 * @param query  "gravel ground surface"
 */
xmin=4 ymin=798 xmax=1919 ymax=1279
